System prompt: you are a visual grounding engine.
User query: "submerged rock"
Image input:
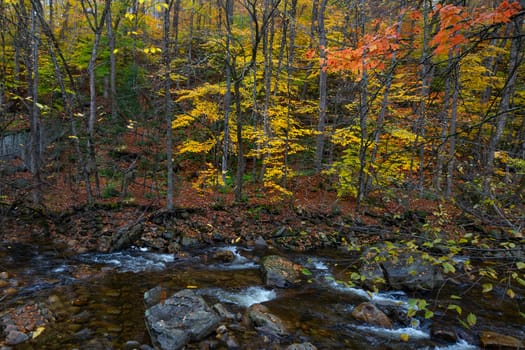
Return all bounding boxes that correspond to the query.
[351,302,393,329]
[286,342,318,350]
[261,255,302,288]
[244,303,289,337]
[480,330,524,349]
[144,288,220,350]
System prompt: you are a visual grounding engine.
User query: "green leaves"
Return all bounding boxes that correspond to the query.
[482,283,493,293]
[466,313,477,327]
[447,304,462,315]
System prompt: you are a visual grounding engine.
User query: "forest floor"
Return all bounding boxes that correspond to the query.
[0,126,478,252]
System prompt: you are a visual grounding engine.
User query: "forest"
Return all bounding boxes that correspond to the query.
[0,0,524,349]
[0,0,524,223]
[0,0,523,220]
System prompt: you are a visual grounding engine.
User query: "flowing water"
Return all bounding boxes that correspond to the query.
[0,242,523,349]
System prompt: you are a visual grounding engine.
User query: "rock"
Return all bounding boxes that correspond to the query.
[213,303,236,320]
[359,245,444,291]
[430,324,458,343]
[181,233,200,248]
[211,250,236,263]
[122,340,142,350]
[5,331,29,345]
[244,303,288,337]
[351,302,393,329]
[261,255,302,288]
[215,324,240,349]
[286,342,318,350]
[358,261,387,291]
[253,236,268,249]
[143,286,168,308]
[480,331,524,349]
[144,289,221,350]
[110,222,144,252]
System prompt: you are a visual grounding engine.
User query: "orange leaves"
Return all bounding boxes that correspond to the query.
[431,4,470,55]
[320,24,401,76]
[431,1,522,56]
[474,0,522,25]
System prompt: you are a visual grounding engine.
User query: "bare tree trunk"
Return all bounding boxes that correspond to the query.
[234,79,244,202]
[314,0,328,172]
[81,0,111,199]
[434,53,452,192]
[106,3,118,121]
[411,0,432,195]
[163,0,175,209]
[30,0,92,204]
[260,0,275,179]
[484,16,523,193]
[221,0,234,185]
[29,5,42,205]
[445,56,459,199]
[283,0,297,190]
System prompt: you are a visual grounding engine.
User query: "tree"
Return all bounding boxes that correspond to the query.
[80,0,112,198]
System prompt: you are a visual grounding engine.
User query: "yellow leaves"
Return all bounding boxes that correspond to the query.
[143,47,162,54]
[156,3,169,12]
[389,128,417,142]
[172,114,195,129]
[32,327,45,339]
[332,127,361,147]
[177,139,216,155]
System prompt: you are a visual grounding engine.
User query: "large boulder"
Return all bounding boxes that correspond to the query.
[359,246,444,291]
[144,288,221,350]
[351,302,393,329]
[261,255,302,288]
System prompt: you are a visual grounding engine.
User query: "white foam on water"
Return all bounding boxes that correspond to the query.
[307,257,329,270]
[420,339,478,350]
[353,324,430,340]
[75,250,175,272]
[209,246,258,270]
[211,286,277,307]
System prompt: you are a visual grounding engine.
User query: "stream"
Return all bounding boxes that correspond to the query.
[0,241,523,349]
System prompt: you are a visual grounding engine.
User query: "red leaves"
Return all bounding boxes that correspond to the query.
[313,1,522,74]
[431,1,522,56]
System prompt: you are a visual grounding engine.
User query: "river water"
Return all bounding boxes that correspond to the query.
[0,242,523,349]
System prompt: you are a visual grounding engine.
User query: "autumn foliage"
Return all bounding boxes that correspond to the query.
[0,0,523,237]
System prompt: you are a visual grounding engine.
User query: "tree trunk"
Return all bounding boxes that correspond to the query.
[81,0,111,199]
[221,0,234,185]
[484,16,523,193]
[163,0,175,209]
[411,0,432,196]
[445,56,459,199]
[29,5,42,205]
[314,0,328,172]
[106,4,118,121]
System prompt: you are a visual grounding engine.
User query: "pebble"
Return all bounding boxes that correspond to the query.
[5,330,29,345]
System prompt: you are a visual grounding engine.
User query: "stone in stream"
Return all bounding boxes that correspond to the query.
[260,255,303,288]
[351,302,393,329]
[243,303,289,337]
[144,288,221,350]
[479,330,525,349]
[286,342,318,350]
[359,245,445,291]
[430,323,458,343]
